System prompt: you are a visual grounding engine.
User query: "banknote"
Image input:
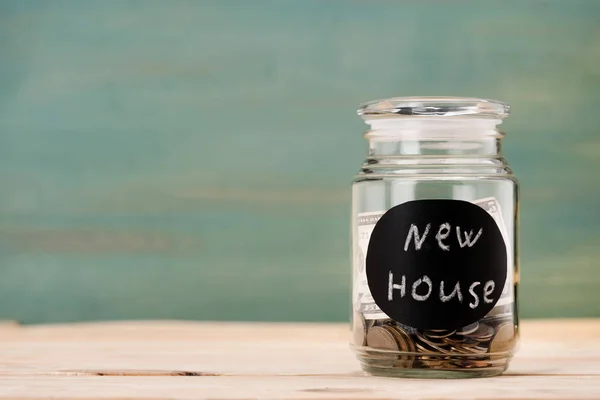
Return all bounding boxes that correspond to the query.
[472,197,513,308]
[355,211,388,320]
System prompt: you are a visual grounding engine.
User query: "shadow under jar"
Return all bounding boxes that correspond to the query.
[351,97,519,378]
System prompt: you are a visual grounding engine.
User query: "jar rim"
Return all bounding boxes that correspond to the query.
[357,96,510,120]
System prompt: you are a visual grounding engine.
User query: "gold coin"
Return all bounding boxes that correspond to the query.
[366,326,400,351]
[388,326,416,368]
[416,342,433,353]
[417,331,456,357]
[353,313,367,346]
[425,329,455,339]
[448,336,488,354]
[489,323,515,354]
[424,360,455,370]
[422,340,449,354]
[422,336,446,347]
[389,326,416,353]
[444,333,471,344]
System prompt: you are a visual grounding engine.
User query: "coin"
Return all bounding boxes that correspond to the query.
[472,346,489,354]
[469,322,495,342]
[388,326,416,368]
[366,326,400,351]
[365,318,515,371]
[460,338,485,348]
[456,322,479,336]
[489,322,515,353]
[416,342,433,353]
[425,329,455,339]
[389,326,416,353]
[445,334,467,343]
[353,313,367,346]
[415,330,453,356]
[419,359,446,369]
[448,345,474,355]
[418,332,443,346]
[420,340,449,354]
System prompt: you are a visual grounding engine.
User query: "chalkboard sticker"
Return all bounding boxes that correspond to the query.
[366,199,507,330]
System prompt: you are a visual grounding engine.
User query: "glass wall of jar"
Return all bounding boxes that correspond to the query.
[351,97,519,378]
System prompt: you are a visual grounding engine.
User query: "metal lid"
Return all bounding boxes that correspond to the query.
[357,96,510,120]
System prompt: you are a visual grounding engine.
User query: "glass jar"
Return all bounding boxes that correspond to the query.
[351,97,519,378]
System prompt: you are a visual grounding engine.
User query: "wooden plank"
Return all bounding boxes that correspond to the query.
[0,320,599,399]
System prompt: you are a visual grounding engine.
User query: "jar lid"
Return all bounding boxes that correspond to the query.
[357,96,510,120]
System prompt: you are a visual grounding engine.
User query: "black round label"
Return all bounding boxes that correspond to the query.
[366,199,507,330]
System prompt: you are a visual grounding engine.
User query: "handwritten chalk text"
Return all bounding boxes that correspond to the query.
[404,223,483,251]
[388,272,495,309]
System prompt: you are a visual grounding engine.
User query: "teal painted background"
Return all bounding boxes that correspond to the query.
[0,0,599,324]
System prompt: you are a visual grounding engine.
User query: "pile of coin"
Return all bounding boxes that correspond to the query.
[354,313,516,370]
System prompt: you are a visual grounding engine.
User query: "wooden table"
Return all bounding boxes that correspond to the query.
[1,319,599,399]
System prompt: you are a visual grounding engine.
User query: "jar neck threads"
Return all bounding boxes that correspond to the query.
[363,117,504,157]
[368,138,502,158]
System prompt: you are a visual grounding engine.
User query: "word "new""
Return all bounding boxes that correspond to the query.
[404,223,483,251]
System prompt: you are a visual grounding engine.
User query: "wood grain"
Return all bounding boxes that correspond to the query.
[0,319,599,399]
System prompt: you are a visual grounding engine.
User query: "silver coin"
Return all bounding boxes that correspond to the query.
[456,322,479,336]
[472,345,490,354]
[469,323,495,341]
[489,322,515,354]
[366,326,400,351]
[443,334,467,344]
